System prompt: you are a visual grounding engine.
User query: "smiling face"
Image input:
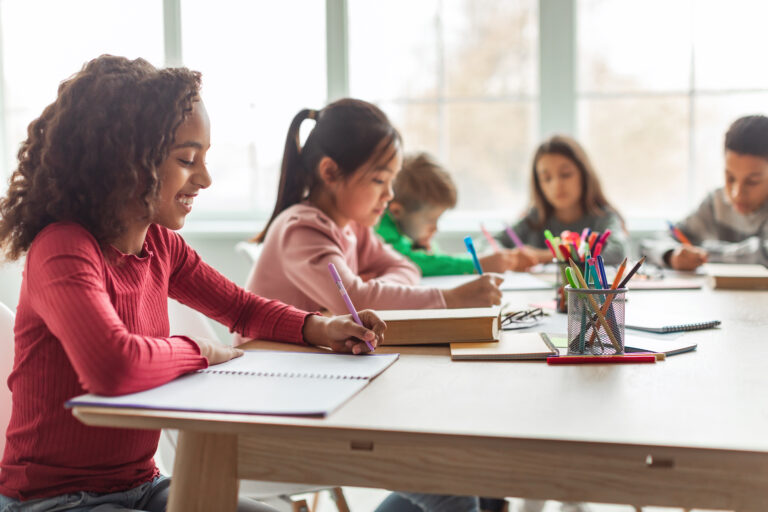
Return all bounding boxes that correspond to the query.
[535,153,583,212]
[724,150,768,215]
[153,99,212,230]
[330,148,403,228]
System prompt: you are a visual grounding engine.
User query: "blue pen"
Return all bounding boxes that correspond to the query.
[596,255,609,289]
[463,236,483,275]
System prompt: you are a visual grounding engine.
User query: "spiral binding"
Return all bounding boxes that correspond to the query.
[197,369,367,380]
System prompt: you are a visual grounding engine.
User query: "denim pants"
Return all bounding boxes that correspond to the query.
[0,476,278,512]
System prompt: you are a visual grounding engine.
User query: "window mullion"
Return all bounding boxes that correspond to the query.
[539,0,576,138]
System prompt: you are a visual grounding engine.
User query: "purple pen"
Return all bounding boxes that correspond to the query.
[327,263,375,351]
[504,225,524,249]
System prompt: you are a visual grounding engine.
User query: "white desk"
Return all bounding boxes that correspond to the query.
[73,287,768,511]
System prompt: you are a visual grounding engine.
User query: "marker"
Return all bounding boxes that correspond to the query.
[504,225,524,249]
[327,263,374,351]
[480,223,501,252]
[544,238,559,260]
[464,236,483,275]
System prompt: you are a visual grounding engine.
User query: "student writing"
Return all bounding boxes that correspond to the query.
[644,115,768,270]
[242,99,503,320]
[497,135,629,265]
[0,55,384,512]
[242,98,503,512]
[376,152,537,275]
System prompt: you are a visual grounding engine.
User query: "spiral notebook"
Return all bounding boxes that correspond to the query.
[66,351,399,417]
[625,316,721,334]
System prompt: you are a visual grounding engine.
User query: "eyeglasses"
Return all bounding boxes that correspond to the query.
[501,307,547,330]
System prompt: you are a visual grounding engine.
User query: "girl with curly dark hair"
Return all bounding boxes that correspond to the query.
[0,55,384,511]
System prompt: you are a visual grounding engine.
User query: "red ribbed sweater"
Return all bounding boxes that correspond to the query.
[0,222,311,500]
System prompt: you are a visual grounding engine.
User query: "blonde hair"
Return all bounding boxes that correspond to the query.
[528,135,623,229]
[393,152,457,212]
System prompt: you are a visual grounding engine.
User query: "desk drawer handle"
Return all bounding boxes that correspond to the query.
[645,454,674,468]
[350,441,374,451]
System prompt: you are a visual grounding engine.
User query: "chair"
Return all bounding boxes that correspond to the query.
[160,298,350,512]
[0,302,15,460]
[235,241,263,267]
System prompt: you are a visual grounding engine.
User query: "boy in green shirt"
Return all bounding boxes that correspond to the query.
[376,152,537,276]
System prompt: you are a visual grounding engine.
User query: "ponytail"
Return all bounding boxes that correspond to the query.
[253,109,318,243]
[254,98,400,243]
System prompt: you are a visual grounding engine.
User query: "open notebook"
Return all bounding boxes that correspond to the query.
[66,351,399,417]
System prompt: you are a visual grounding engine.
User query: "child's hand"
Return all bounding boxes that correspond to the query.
[191,337,244,365]
[479,249,538,272]
[668,246,708,271]
[303,311,386,354]
[530,246,557,264]
[510,247,538,271]
[442,274,503,308]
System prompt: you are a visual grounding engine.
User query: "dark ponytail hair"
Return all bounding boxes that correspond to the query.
[254,98,401,243]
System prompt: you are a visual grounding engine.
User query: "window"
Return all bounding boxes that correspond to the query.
[180,0,326,218]
[348,0,539,220]
[0,0,163,179]
[577,0,768,221]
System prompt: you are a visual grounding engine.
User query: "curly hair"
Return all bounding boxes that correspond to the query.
[0,54,202,261]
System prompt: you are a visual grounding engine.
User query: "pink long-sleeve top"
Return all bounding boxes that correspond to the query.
[242,204,446,329]
[0,222,311,501]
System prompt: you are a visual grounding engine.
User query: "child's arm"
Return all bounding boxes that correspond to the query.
[281,225,446,314]
[164,229,311,345]
[27,227,208,397]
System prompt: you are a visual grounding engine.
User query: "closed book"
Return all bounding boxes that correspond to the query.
[450,332,558,360]
[376,307,501,345]
[702,263,768,290]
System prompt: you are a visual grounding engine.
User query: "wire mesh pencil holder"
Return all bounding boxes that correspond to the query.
[554,262,569,313]
[566,286,627,355]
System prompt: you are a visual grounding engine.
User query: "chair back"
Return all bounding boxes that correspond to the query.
[234,241,262,266]
[0,303,16,459]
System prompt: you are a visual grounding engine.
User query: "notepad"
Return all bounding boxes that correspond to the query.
[66,351,399,417]
[624,335,698,356]
[702,263,768,290]
[450,332,558,360]
[625,316,721,334]
[376,307,501,345]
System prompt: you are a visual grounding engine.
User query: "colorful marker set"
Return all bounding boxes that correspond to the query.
[562,256,647,357]
[543,228,612,263]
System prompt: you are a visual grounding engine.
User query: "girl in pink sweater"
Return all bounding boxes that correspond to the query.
[243,99,505,512]
[243,99,502,320]
[0,56,383,511]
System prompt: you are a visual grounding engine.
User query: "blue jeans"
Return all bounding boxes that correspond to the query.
[375,492,507,512]
[0,476,278,512]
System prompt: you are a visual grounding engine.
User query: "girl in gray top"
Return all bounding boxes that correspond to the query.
[497,135,628,265]
[644,115,768,270]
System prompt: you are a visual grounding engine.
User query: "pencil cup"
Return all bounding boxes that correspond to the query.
[555,262,569,313]
[565,286,627,355]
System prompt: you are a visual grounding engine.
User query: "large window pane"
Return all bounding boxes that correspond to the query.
[1,0,163,177]
[693,1,768,90]
[443,0,537,97]
[181,0,326,217]
[578,0,691,94]
[578,97,690,219]
[349,0,538,216]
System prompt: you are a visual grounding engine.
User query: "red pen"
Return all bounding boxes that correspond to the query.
[593,242,604,257]
[544,239,559,260]
[547,354,658,365]
[558,243,572,262]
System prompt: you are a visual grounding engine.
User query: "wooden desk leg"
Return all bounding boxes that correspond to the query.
[167,430,238,512]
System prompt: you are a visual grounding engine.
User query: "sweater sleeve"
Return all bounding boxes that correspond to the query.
[281,224,446,314]
[26,228,207,397]
[164,229,310,344]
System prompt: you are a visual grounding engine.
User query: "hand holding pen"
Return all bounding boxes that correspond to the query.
[322,263,385,354]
